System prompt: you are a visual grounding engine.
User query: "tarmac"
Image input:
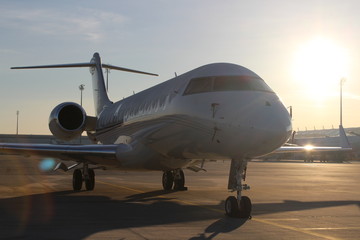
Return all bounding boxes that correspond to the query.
[0,156,359,240]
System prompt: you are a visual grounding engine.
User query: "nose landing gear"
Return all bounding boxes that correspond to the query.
[225,195,252,218]
[225,159,252,218]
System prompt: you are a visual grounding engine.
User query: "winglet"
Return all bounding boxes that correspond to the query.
[339,125,351,148]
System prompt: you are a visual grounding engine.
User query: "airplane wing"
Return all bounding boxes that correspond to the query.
[0,121,172,171]
[272,125,352,154]
[0,143,121,167]
[274,145,352,153]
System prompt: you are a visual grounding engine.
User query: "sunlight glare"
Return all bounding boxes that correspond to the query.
[304,145,314,151]
[292,37,349,101]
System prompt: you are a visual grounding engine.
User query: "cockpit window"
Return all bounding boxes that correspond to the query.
[248,77,274,93]
[213,76,252,91]
[183,77,213,95]
[183,76,274,95]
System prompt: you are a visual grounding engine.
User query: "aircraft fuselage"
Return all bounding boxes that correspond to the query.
[92,63,292,170]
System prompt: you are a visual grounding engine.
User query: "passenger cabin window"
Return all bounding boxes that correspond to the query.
[183,76,274,95]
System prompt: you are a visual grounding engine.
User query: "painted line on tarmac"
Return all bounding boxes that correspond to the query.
[259,218,299,221]
[302,227,360,231]
[253,218,340,240]
[97,180,341,240]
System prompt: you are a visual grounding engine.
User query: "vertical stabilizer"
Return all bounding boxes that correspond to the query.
[339,125,351,148]
[90,53,112,115]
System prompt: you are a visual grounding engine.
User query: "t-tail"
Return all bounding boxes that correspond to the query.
[90,53,112,115]
[11,52,158,116]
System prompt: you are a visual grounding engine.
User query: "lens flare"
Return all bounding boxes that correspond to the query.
[38,158,56,171]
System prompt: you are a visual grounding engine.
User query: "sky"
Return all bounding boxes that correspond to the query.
[1,0,360,134]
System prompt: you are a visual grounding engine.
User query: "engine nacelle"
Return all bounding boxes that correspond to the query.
[49,102,90,141]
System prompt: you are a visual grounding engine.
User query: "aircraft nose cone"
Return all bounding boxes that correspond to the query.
[259,103,292,151]
[244,99,292,156]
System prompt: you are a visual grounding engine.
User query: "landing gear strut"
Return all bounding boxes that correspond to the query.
[162,169,187,191]
[225,159,252,218]
[72,163,95,191]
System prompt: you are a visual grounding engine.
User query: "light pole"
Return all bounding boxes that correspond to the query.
[340,78,346,126]
[79,84,85,106]
[16,110,19,135]
[78,84,85,144]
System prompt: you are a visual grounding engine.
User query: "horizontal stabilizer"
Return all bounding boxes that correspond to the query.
[11,62,158,76]
[11,63,93,69]
[102,64,158,76]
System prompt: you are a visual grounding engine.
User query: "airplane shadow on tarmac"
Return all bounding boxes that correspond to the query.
[0,190,359,240]
[189,217,247,240]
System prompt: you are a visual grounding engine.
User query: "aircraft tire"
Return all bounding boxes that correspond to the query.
[239,196,252,219]
[173,169,186,190]
[73,169,83,191]
[85,168,95,191]
[225,196,240,217]
[162,171,174,190]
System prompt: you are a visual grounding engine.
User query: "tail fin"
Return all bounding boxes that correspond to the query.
[11,52,158,116]
[339,125,351,149]
[90,53,112,115]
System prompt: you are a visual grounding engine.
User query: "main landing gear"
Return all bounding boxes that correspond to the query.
[72,163,95,191]
[225,159,252,218]
[162,169,188,191]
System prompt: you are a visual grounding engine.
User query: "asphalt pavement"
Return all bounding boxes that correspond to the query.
[0,156,359,240]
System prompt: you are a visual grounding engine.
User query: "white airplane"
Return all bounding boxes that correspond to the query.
[0,53,352,218]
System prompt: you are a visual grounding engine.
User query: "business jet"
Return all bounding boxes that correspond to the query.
[0,53,352,218]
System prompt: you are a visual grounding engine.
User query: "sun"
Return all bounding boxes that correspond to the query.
[292,37,349,101]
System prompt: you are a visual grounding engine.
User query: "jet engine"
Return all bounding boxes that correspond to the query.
[49,102,95,141]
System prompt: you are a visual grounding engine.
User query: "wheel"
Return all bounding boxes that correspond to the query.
[173,169,186,190]
[73,169,83,191]
[162,171,174,190]
[225,196,240,217]
[238,196,252,218]
[85,168,95,191]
